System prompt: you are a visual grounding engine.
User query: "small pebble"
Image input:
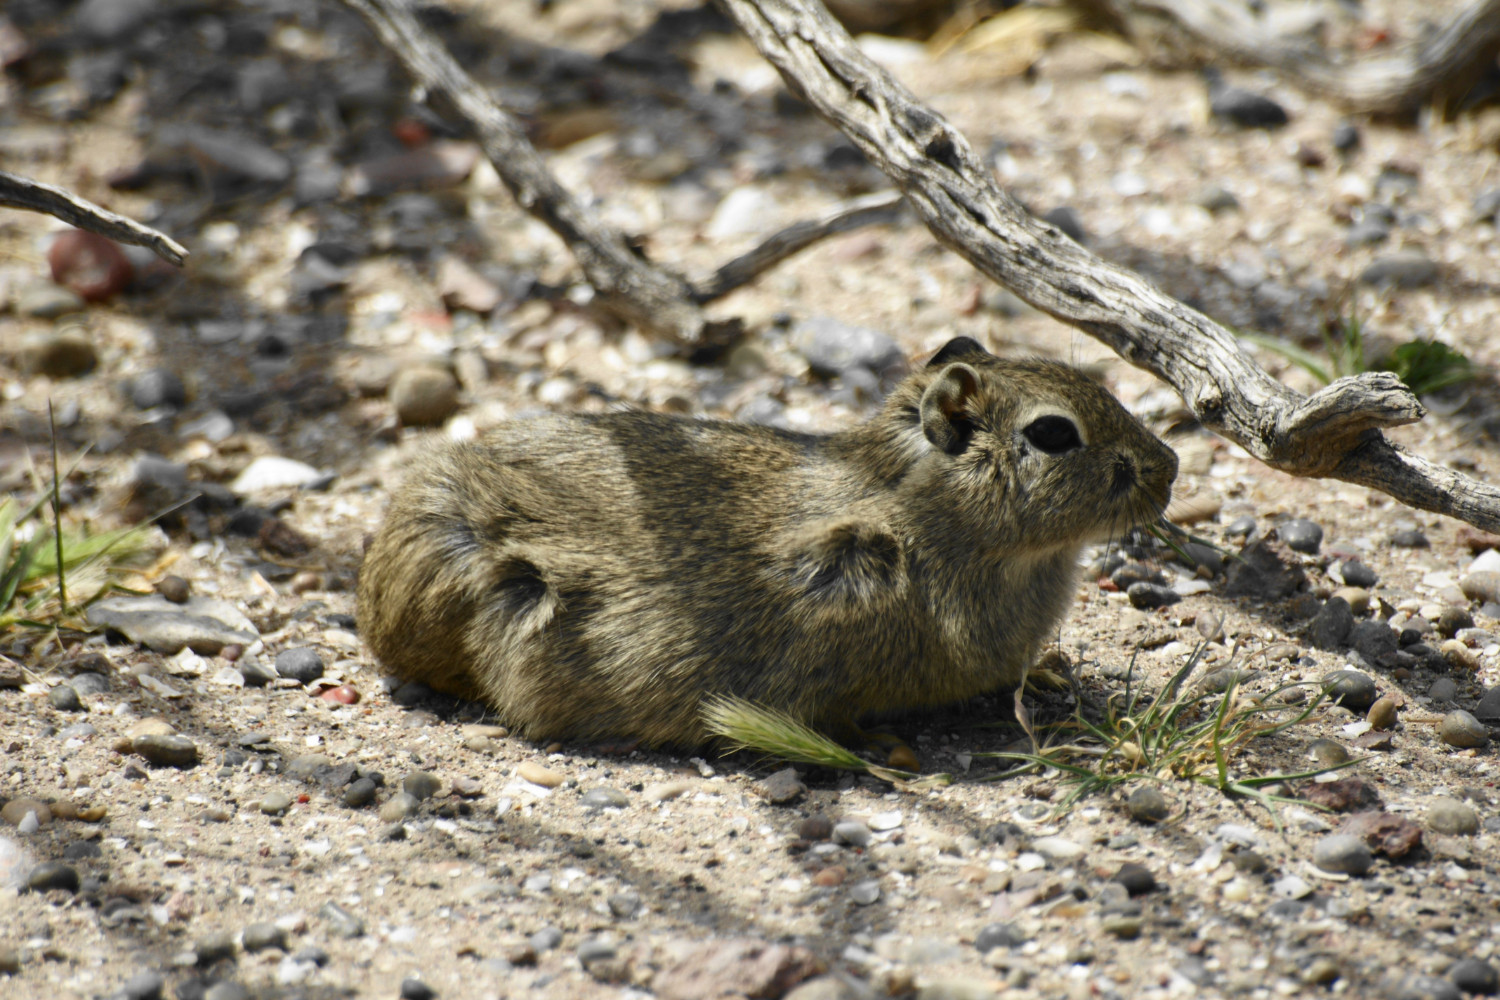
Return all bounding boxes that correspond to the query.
[642,780,694,803]
[391,366,460,426]
[204,983,251,1000]
[517,762,564,788]
[758,767,807,804]
[48,685,83,711]
[133,734,199,768]
[607,890,641,919]
[155,575,191,603]
[195,931,237,963]
[833,821,873,848]
[974,922,1026,952]
[1101,915,1142,939]
[1111,862,1156,896]
[1323,670,1378,713]
[1367,695,1399,730]
[849,879,881,905]
[379,792,420,823]
[1427,797,1479,836]
[120,971,165,1000]
[582,787,629,810]
[259,791,292,816]
[1447,958,1499,996]
[1391,974,1463,1000]
[128,368,188,410]
[1127,582,1180,609]
[1359,250,1439,288]
[1309,598,1354,651]
[1338,560,1378,588]
[1475,687,1500,721]
[529,927,563,952]
[27,860,80,893]
[402,771,442,800]
[1312,834,1372,875]
[1127,786,1170,823]
[274,647,324,683]
[1438,710,1489,748]
[1390,528,1429,548]
[1427,677,1458,703]
[1224,516,1256,538]
[399,977,437,1000]
[575,938,617,964]
[1332,122,1360,152]
[241,922,286,953]
[1308,739,1349,767]
[798,815,833,841]
[1279,519,1323,554]
[49,229,133,301]
[319,902,366,939]
[343,778,377,808]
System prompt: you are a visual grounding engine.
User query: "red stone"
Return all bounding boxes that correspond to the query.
[48,229,133,301]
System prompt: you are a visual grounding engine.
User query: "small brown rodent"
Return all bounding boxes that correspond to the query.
[358,337,1178,746]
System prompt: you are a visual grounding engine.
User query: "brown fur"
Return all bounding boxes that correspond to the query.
[357,338,1178,745]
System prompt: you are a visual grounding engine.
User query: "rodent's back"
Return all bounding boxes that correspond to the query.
[358,339,1177,744]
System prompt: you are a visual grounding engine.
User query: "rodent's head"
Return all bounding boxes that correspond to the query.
[876,337,1178,551]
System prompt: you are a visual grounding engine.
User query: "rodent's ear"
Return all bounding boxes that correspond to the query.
[925,336,991,369]
[920,363,981,454]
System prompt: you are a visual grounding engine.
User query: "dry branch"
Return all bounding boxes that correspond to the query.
[1105,0,1500,117]
[0,170,188,266]
[340,0,898,342]
[721,0,1500,532]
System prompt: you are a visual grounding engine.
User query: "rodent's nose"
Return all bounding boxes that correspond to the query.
[1108,455,1137,498]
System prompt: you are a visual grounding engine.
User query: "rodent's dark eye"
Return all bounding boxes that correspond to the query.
[1023,415,1083,454]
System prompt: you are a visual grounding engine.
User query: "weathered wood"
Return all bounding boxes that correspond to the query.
[721,0,1500,532]
[0,170,188,266]
[1115,0,1500,118]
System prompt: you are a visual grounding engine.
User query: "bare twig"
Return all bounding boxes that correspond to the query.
[0,170,188,266]
[720,0,1500,532]
[1105,0,1500,118]
[691,191,904,302]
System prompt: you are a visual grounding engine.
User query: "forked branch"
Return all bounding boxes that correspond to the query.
[720,0,1500,531]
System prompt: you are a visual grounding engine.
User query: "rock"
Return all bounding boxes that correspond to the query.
[784,976,869,1000]
[1337,560,1378,588]
[242,922,287,953]
[1127,785,1170,823]
[398,977,436,1000]
[1425,797,1478,838]
[833,821,873,847]
[1300,776,1379,812]
[133,734,198,768]
[231,456,323,494]
[1111,862,1156,895]
[1359,250,1439,288]
[1427,677,1458,703]
[1337,811,1422,859]
[652,938,823,1000]
[20,330,96,377]
[26,860,80,893]
[1332,122,1360,152]
[1390,528,1429,548]
[974,922,1026,952]
[797,815,833,841]
[48,684,83,711]
[128,368,187,410]
[1461,572,1500,605]
[849,879,881,904]
[164,126,290,185]
[794,316,905,378]
[119,970,165,1000]
[1278,518,1322,553]
[274,647,324,683]
[401,771,441,800]
[1308,739,1349,767]
[1312,834,1372,875]
[1195,184,1240,213]
[238,657,278,686]
[1447,958,1499,996]
[259,792,291,816]
[1308,598,1354,650]
[1367,695,1399,730]
[1126,582,1179,609]
[86,594,257,655]
[1224,516,1256,538]
[1439,710,1489,748]
[1436,607,1474,638]
[342,778,377,808]
[608,890,641,918]
[582,787,629,810]
[1322,670,1378,713]
[517,762,564,788]
[1346,219,1390,247]
[48,229,134,301]
[1206,72,1289,128]
[1223,538,1305,600]
[391,365,460,426]
[757,767,807,804]
[1350,621,1398,664]
[1390,974,1463,1000]
[1475,687,1500,721]
[436,256,503,314]
[318,901,365,939]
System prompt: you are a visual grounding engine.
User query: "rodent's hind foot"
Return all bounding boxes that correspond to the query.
[849,727,922,773]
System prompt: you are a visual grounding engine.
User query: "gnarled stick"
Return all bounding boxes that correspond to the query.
[0,170,188,266]
[721,0,1500,532]
[340,0,899,343]
[1113,0,1500,118]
